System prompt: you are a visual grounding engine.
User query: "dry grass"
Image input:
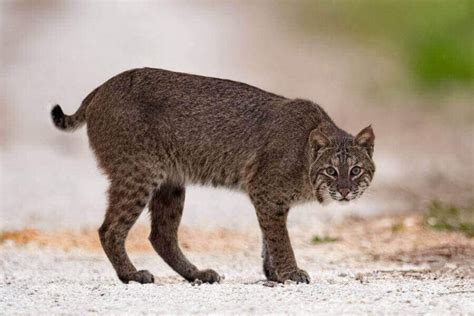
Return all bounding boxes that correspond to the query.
[1,214,473,270]
[332,214,474,265]
[0,225,256,253]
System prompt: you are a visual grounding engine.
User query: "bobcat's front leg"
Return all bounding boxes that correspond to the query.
[253,199,310,284]
[261,239,278,281]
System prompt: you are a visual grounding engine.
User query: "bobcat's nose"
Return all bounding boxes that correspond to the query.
[338,188,350,198]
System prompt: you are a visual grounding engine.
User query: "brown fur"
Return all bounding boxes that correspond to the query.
[51,68,375,284]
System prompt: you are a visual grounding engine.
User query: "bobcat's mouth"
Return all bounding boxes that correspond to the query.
[331,191,358,203]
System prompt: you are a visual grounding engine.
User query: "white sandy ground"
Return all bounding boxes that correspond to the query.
[1,241,473,314]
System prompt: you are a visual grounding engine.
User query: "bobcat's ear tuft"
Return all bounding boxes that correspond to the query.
[309,129,330,153]
[355,125,375,155]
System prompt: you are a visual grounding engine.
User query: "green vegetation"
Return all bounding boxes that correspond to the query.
[311,234,340,244]
[425,200,474,237]
[299,0,474,90]
[391,222,405,233]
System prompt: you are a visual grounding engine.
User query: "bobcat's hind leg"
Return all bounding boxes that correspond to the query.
[148,182,221,283]
[99,178,157,284]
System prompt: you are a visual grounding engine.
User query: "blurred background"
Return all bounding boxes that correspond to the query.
[1,0,473,233]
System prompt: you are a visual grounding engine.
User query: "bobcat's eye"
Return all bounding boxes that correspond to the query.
[326,167,337,177]
[351,167,361,176]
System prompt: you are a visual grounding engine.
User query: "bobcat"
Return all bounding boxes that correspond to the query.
[51,68,375,284]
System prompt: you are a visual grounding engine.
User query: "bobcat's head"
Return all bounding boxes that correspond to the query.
[308,125,375,203]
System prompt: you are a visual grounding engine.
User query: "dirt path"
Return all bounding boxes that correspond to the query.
[1,215,473,314]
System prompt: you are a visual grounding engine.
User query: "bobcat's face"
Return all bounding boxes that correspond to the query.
[308,126,375,203]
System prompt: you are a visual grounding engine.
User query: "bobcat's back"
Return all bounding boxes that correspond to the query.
[75,68,328,187]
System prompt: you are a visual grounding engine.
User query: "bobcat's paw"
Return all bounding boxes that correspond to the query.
[193,269,221,284]
[278,268,310,284]
[119,270,155,284]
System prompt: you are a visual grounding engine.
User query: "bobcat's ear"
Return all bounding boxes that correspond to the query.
[355,125,375,156]
[309,129,330,154]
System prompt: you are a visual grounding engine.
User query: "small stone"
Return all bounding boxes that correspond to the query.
[262,281,277,287]
[355,272,368,283]
[327,278,337,285]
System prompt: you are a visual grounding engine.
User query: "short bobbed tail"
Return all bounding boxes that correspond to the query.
[50,86,99,131]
